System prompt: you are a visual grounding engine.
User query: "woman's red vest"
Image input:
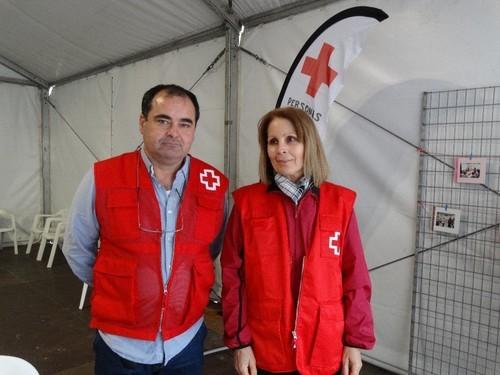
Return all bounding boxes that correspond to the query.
[91,151,227,340]
[233,182,355,375]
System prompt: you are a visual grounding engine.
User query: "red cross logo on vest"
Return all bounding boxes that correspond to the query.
[301,42,338,98]
[329,231,341,256]
[200,169,220,191]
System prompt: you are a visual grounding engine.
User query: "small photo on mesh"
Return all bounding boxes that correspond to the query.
[455,157,487,184]
[432,206,461,235]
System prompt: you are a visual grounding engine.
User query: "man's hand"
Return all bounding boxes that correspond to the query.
[342,346,362,375]
[234,346,257,375]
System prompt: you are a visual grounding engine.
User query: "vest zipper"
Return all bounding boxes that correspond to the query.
[157,233,171,366]
[160,235,175,333]
[159,283,167,332]
[160,283,167,365]
[292,257,305,349]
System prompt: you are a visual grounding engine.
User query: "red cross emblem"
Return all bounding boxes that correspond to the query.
[200,169,220,191]
[301,43,338,98]
[328,231,341,256]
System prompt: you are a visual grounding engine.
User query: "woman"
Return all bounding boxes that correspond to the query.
[221,107,375,375]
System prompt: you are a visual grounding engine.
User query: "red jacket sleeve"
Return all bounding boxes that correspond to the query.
[342,211,376,349]
[221,205,252,349]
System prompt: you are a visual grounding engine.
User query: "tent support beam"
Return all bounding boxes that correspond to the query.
[0,55,48,88]
[224,26,239,196]
[202,0,241,31]
[243,0,341,28]
[0,76,39,87]
[41,91,51,212]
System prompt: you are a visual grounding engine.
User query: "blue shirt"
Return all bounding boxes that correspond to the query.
[63,151,224,365]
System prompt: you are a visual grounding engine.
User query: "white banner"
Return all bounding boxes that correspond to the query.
[276,6,388,136]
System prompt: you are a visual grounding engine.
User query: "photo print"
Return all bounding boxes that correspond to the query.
[433,206,461,235]
[455,157,486,184]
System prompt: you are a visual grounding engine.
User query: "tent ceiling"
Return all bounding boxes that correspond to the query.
[0,0,338,87]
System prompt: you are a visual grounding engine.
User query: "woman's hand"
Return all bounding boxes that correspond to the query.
[342,346,362,375]
[234,346,257,375]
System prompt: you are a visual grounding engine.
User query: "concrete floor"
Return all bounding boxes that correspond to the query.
[0,244,394,374]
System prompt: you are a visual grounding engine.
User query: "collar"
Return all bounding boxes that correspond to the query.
[267,183,319,194]
[273,174,313,205]
[140,148,190,193]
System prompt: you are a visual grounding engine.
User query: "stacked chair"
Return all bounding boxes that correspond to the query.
[26,209,68,267]
[0,209,18,254]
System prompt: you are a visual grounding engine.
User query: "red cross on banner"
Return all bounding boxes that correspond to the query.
[301,43,338,98]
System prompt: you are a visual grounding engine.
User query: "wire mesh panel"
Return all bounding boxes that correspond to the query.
[410,87,500,375]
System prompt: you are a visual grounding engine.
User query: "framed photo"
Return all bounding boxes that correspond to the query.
[455,157,486,184]
[433,207,461,235]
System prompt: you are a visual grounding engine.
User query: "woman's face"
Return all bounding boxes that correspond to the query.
[266,117,304,182]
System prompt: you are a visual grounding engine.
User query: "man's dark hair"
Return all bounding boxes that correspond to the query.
[141,84,200,123]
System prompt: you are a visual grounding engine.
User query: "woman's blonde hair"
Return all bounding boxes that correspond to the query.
[257,107,329,186]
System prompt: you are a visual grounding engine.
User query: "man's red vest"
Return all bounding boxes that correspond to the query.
[91,151,227,340]
[233,182,355,375]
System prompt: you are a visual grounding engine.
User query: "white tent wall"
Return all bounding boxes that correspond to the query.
[49,37,226,213]
[0,83,41,241]
[49,74,113,212]
[237,0,500,373]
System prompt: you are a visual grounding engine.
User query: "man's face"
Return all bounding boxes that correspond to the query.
[139,93,196,168]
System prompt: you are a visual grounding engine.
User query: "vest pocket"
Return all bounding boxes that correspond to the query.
[190,258,215,312]
[104,188,140,240]
[193,258,215,288]
[248,300,285,366]
[319,214,343,260]
[166,256,214,328]
[248,217,280,256]
[92,255,137,325]
[310,304,344,368]
[194,196,224,243]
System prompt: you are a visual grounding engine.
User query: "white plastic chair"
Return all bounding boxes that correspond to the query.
[26,209,66,255]
[78,239,100,309]
[0,355,39,374]
[0,209,18,255]
[79,283,89,310]
[36,216,66,268]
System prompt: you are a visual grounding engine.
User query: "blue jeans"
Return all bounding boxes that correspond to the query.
[93,324,207,375]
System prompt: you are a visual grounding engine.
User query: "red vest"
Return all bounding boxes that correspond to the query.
[233,182,355,375]
[91,151,227,340]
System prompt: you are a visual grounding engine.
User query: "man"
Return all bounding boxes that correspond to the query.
[63,84,228,374]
